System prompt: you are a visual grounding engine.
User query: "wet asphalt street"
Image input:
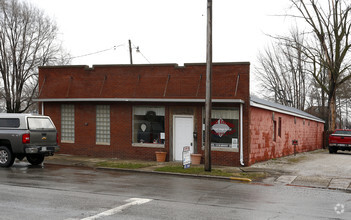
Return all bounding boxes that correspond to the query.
[0,162,350,219]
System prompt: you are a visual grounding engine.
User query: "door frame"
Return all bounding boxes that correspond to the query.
[172,115,194,161]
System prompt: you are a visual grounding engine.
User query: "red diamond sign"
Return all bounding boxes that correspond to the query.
[211,118,234,137]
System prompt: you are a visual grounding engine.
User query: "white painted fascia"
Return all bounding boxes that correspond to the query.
[34,98,245,104]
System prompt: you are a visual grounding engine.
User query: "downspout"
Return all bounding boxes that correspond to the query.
[240,103,244,166]
[41,102,44,115]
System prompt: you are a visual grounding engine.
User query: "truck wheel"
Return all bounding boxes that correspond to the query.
[328,147,333,153]
[26,154,44,165]
[329,146,337,154]
[0,146,15,167]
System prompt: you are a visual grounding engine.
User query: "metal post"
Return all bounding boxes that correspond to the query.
[129,39,133,64]
[204,0,212,172]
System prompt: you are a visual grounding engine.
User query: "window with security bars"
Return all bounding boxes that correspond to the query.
[61,104,75,142]
[96,105,110,145]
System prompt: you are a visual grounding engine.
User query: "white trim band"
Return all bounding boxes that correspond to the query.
[34,98,245,103]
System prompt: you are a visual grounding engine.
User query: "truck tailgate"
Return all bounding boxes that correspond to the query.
[27,117,57,146]
[30,130,57,146]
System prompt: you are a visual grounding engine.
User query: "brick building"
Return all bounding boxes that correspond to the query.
[36,63,324,166]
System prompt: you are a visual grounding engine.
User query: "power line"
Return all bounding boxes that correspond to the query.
[70,44,124,60]
[132,43,151,64]
[137,47,151,64]
[69,42,151,64]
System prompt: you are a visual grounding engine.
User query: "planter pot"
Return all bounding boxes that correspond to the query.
[155,152,167,162]
[191,154,202,165]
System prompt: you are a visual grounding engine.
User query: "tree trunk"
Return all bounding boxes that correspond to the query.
[329,92,336,131]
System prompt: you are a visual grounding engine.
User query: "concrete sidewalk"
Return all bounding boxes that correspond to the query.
[43,149,351,191]
[44,154,253,182]
[249,149,351,191]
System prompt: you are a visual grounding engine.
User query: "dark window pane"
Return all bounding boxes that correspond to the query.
[203,108,239,148]
[0,118,20,128]
[133,107,165,144]
[334,130,351,135]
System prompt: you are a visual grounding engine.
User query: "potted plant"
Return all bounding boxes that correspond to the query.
[155,151,167,162]
[191,153,202,165]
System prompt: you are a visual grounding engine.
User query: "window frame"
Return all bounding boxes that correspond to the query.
[202,107,240,152]
[132,106,165,148]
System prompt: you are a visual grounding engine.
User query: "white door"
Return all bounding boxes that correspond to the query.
[173,115,194,161]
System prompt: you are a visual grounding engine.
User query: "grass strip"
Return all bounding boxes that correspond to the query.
[96,161,153,169]
[155,165,267,180]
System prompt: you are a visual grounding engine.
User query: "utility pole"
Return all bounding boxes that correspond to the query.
[204,0,212,172]
[129,39,133,64]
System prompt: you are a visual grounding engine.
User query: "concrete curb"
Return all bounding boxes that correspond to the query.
[230,177,252,182]
[286,183,351,193]
[96,167,253,182]
[99,165,351,190]
[45,152,351,190]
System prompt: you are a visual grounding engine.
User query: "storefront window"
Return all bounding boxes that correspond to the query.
[133,106,165,144]
[203,108,239,148]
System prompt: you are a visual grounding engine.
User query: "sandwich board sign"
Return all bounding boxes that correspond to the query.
[183,146,191,169]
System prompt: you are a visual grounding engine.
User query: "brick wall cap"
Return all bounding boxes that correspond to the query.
[38,62,250,70]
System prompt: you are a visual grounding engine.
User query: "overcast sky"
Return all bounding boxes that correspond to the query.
[28,0,295,95]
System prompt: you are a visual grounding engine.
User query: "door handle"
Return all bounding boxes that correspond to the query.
[190,143,193,146]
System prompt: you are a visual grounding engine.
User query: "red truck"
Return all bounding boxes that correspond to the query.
[329,129,351,153]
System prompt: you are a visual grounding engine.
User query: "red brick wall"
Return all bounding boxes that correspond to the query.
[40,63,324,166]
[45,102,248,166]
[249,107,324,165]
[38,63,250,100]
[39,63,251,166]
[46,102,170,160]
[45,99,322,166]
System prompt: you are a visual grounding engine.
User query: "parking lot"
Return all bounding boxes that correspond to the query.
[251,149,351,178]
[250,149,351,190]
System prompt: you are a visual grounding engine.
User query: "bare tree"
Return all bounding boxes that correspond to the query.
[290,0,351,131]
[0,0,70,113]
[307,76,328,122]
[256,28,310,110]
[335,78,351,128]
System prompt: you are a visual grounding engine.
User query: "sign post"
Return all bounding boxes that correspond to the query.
[183,146,191,169]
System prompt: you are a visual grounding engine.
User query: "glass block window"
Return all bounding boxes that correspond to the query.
[96,105,110,145]
[61,104,75,142]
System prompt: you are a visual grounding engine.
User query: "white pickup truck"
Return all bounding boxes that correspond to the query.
[0,113,59,167]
